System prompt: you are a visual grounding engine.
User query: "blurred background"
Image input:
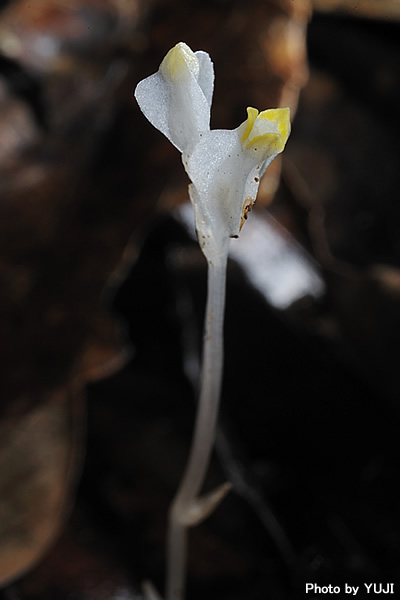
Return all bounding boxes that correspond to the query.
[1,0,400,598]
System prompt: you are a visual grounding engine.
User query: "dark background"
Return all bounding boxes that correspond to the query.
[1,1,400,598]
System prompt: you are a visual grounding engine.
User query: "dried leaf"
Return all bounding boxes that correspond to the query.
[0,387,82,587]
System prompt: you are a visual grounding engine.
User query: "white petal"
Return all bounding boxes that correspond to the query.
[134,46,214,152]
[184,128,263,259]
[134,72,171,142]
[165,73,211,151]
[195,50,214,108]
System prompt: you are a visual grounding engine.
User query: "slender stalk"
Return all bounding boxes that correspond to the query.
[166,253,228,600]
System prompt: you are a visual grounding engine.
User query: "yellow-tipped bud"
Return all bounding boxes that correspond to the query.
[160,41,199,81]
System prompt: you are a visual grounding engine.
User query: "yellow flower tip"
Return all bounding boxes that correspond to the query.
[241,107,259,144]
[160,41,199,81]
[242,106,291,154]
[258,107,291,147]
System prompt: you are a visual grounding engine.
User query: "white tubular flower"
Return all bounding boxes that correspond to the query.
[134,42,214,152]
[184,106,290,261]
[134,42,290,264]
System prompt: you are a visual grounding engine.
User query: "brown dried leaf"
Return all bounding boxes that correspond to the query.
[0,387,82,587]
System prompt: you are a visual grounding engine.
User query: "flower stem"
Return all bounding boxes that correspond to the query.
[166,253,228,600]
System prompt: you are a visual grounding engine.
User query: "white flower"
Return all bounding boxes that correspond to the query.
[134,42,290,263]
[134,41,214,152]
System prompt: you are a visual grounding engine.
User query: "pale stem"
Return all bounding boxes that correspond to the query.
[166,252,228,600]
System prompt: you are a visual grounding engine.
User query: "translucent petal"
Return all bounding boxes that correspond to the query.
[134,44,214,152]
[196,50,214,108]
[134,71,171,142]
[184,127,262,260]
